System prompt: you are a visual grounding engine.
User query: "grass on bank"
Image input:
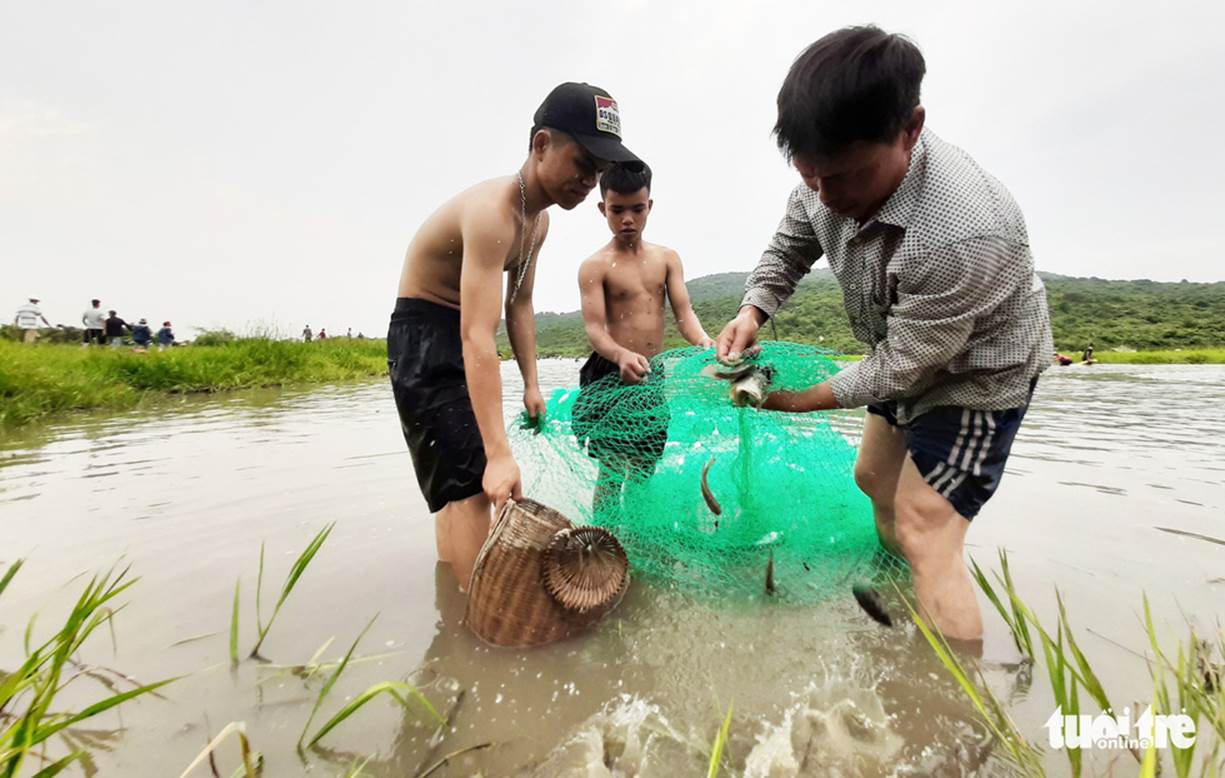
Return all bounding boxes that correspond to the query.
[0,338,388,430]
[1090,348,1225,364]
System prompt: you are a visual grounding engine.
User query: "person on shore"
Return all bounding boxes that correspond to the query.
[318,328,328,341]
[389,82,640,591]
[104,310,131,348]
[302,325,313,342]
[572,161,714,515]
[156,321,176,350]
[1082,342,1095,363]
[82,299,106,347]
[346,327,353,338]
[14,297,50,344]
[131,318,153,349]
[715,26,1053,641]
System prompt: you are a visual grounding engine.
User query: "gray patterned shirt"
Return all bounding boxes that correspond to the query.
[743,129,1053,424]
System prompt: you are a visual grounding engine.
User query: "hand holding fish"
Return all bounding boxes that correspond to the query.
[715,305,766,364]
[616,350,651,384]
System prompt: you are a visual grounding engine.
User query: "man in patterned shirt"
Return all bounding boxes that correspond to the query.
[716,26,1053,641]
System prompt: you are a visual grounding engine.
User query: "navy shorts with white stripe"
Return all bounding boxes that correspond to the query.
[866,380,1036,519]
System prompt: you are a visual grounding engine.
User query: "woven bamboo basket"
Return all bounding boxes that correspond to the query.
[464,498,629,648]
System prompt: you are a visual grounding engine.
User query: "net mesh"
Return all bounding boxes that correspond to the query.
[511,342,906,601]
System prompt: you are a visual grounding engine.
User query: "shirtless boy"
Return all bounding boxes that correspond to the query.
[573,162,713,513]
[389,82,639,590]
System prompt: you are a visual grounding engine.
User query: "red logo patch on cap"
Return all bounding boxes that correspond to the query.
[594,96,621,138]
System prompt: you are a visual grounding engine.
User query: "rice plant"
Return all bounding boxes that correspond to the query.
[247,523,335,660]
[903,587,1045,777]
[706,700,733,778]
[918,550,1225,777]
[177,720,261,778]
[0,560,178,777]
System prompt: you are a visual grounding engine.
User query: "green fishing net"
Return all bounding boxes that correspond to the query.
[511,342,902,601]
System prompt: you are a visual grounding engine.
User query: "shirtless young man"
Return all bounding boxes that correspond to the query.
[389,83,639,590]
[573,162,714,514]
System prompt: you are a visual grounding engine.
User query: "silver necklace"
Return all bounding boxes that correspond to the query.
[510,170,541,305]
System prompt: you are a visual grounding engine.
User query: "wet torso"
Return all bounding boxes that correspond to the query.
[595,242,671,358]
[396,177,543,310]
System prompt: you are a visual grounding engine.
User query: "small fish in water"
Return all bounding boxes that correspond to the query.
[700,457,722,516]
[851,584,893,627]
[765,550,776,596]
[1197,639,1222,693]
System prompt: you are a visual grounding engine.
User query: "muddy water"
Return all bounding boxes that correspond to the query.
[1,363,1222,776]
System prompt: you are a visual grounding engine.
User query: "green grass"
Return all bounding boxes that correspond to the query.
[706,701,733,778]
[1,560,179,777]
[916,551,1225,777]
[1091,349,1225,364]
[0,339,388,430]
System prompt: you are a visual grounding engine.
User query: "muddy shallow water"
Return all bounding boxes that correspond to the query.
[1,362,1222,776]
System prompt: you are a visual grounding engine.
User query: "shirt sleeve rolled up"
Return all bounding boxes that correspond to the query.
[829,236,1027,408]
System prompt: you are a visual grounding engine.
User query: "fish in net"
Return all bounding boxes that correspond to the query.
[511,342,907,601]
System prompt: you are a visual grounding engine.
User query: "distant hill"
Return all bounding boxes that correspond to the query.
[499,271,1225,358]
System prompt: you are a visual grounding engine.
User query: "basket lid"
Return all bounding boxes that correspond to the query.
[541,527,629,613]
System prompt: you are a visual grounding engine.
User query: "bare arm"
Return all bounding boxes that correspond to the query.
[459,205,520,508]
[664,251,713,348]
[578,259,628,363]
[504,213,549,420]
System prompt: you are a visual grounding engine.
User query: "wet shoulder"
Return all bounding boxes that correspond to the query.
[912,131,1029,250]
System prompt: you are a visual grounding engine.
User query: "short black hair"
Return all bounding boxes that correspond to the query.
[599,161,652,197]
[91,299,100,305]
[527,126,575,152]
[774,25,925,159]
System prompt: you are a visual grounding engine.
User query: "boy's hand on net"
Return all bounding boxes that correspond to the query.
[617,351,651,384]
[523,386,546,427]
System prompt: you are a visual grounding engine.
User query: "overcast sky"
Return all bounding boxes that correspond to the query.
[4,1,1223,338]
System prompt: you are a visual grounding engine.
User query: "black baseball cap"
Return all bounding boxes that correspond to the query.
[532,82,641,166]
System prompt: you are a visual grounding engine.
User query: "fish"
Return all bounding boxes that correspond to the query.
[851,584,893,627]
[700,457,722,516]
[1197,639,1222,693]
[729,368,772,408]
[765,550,776,596]
[720,344,762,366]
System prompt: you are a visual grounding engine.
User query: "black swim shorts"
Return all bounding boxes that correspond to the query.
[571,352,669,475]
[388,297,485,513]
[867,378,1038,520]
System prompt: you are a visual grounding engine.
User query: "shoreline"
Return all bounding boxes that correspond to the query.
[3,341,1223,432]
